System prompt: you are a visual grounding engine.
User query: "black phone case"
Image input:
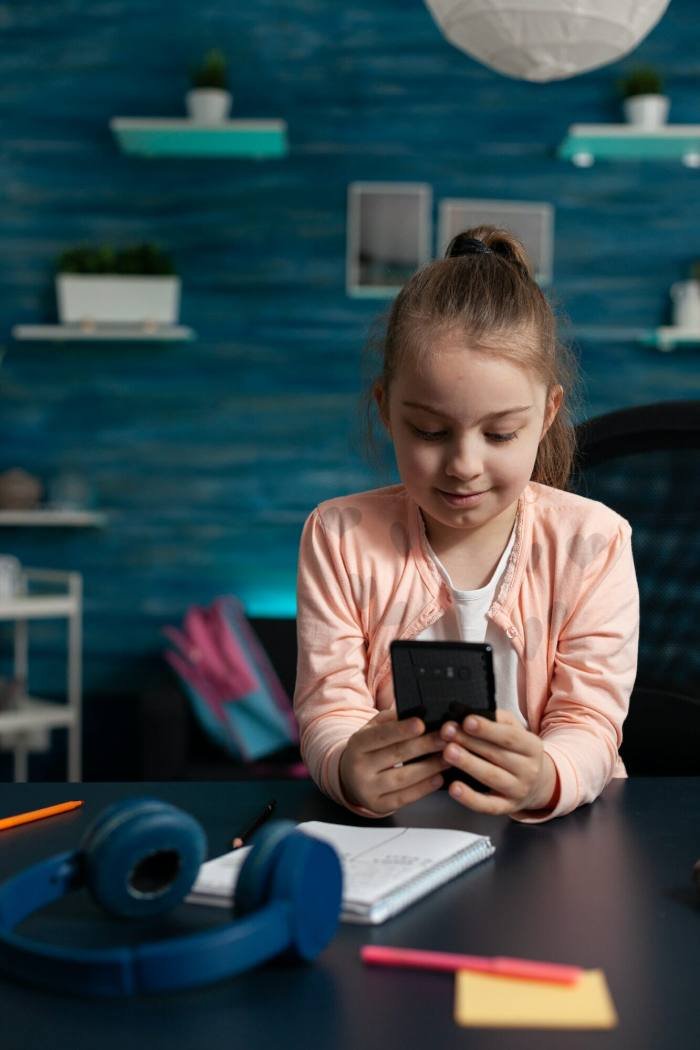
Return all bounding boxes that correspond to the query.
[390,640,496,793]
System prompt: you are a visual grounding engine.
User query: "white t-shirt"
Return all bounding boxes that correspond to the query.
[416,528,527,727]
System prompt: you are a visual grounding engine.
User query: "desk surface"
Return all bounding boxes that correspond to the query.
[0,778,698,1050]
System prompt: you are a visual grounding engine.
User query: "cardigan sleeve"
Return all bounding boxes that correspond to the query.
[293,509,386,817]
[515,520,639,824]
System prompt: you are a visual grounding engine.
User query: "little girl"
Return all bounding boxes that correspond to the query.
[293,226,639,823]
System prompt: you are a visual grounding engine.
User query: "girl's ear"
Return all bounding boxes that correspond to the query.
[540,384,563,440]
[373,381,391,432]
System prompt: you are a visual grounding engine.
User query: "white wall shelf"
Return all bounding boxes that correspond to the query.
[568,326,651,342]
[559,124,700,167]
[568,325,697,351]
[0,510,107,528]
[641,327,700,351]
[110,118,289,158]
[0,568,82,782]
[12,323,195,342]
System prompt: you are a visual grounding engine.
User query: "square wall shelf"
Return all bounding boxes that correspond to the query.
[346,182,432,297]
[438,199,554,285]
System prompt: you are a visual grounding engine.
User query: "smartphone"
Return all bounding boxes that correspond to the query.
[390,639,496,793]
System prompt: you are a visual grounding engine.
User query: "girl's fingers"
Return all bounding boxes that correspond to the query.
[374,728,446,771]
[443,741,519,797]
[360,710,426,753]
[376,766,446,812]
[443,731,525,776]
[378,751,449,790]
[447,779,516,816]
[441,715,538,766]
[451,712,537,757]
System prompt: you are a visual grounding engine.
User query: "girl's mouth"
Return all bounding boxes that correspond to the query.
[437,489,488,507]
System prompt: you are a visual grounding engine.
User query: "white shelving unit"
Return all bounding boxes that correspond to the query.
[0,569,82,782]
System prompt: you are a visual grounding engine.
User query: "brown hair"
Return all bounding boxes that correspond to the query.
[362,225,581,490]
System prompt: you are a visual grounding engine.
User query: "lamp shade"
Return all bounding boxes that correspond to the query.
[424,0,670,82]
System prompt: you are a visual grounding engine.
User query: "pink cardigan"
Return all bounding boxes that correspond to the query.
[293,482,639,823]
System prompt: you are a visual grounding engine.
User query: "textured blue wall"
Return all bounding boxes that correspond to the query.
[0,0,699,710]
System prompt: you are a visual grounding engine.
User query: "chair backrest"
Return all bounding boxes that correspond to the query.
[570,401,700,773]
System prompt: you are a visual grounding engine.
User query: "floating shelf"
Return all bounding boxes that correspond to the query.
[0,509,107,527]
[640,327,700,351]
[12,323,195,342]
[110,118,289,158]
[568,326,651,342]
[559,124,700,167]
[568,325,698,351]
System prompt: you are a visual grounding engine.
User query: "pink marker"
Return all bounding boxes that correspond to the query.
[361,945,583,985]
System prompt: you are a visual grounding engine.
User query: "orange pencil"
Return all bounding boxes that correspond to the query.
[0,800,84,832]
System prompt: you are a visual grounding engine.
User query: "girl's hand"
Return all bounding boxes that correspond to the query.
[339,709,450,815]
[440,711,559,816]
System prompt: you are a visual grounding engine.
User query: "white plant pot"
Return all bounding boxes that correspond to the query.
[56,275,181,326]
[623,94,670,129]
[185,89,232,124]
[670,279,700,329]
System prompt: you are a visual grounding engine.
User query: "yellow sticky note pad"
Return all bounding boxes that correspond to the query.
[454,969,618,1029]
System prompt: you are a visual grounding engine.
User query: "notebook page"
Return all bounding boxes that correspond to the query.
[298,822,490,907]
[189,845,252,900]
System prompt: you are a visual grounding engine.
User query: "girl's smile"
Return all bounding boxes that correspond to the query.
[437,488,489,507]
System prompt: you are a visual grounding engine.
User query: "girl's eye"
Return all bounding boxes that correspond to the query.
[410,426,519,443]
[485,431,518,443]
[412,427,448,441]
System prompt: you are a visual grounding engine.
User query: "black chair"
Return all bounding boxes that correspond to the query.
[571,400,700,774]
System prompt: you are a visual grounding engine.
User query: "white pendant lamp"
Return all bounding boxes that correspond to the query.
[424,0,670,82]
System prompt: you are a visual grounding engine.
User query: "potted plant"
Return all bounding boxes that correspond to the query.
[186,49,232,124]
[619,66,669,129]
[56,244,180,328]
[670,261,700,329]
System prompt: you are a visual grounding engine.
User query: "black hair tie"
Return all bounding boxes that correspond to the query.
[447,236,493,259]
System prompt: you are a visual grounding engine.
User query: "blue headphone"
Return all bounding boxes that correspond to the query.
[0,797,343,997]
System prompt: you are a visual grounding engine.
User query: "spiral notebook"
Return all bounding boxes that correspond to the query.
[186,821,495,925]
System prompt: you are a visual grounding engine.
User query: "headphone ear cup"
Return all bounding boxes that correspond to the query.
[234,820,298,917]
[235,821,342,961]
[80,798,206,919]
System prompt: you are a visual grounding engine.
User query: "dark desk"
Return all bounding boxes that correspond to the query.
[0,779,698,1050]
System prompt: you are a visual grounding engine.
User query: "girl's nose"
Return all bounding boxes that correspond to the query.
[444,437,483,480]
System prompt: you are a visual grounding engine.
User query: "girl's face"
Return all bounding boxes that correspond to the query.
[377,330,562,546]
